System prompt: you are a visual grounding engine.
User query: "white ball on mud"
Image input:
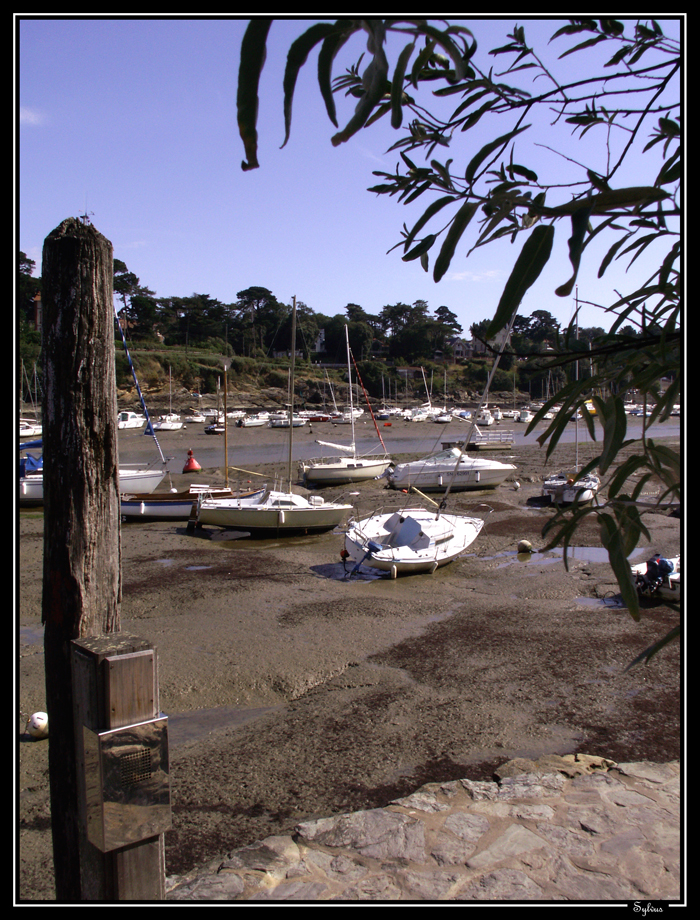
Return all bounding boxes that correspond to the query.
[26,711,49,739]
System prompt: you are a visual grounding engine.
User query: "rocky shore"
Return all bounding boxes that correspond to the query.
[166,755,681,902]
[18,420,682,902]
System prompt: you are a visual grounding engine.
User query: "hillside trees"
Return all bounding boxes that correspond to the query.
[236,17,682,653]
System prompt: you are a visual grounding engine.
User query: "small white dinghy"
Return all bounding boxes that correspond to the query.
[343,506,484,578]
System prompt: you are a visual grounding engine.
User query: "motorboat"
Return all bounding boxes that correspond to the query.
[475,408,495,426]
[387,447,516,492]
[298,410,332,423]
[117,411,147,429]
[541,471,600,505]
[343,506,485,578]
[268,413,307,428]
[184,411,208,423]
[19,457,166,506]
[300,325,391,486]
[516,408,535,423]
[236,412,269,427]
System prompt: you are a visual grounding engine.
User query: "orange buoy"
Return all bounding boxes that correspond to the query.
[183,449,201,473]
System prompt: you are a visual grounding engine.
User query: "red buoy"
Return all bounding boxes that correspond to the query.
[182,449,201,473]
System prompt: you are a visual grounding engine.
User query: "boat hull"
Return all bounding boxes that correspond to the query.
[197,490,352,535]
[300,458,392,486]
[344,508,484,575]
[388,451,515,492]
[19,467,166,505]
[121,487,264,521]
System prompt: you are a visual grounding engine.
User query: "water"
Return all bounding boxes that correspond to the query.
[483,545,647,569]
[167,705,282,747]
[117,415,680,469]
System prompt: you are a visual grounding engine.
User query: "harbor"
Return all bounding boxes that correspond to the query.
[18,415,681,901]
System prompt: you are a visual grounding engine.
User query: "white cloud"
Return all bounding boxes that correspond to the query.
[20,107,46,126]
[449,269,503,283]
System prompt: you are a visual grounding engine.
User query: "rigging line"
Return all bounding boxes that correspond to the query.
[113,303,167,466]
[347,345,388,454]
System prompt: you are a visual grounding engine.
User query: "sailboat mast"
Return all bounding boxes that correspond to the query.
[575,287,579,472]
[345,324,356,454]
[288,297,297,492]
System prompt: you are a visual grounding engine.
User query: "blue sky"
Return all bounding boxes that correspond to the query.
[17,16,682,336]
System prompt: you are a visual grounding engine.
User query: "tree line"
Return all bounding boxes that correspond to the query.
[19,251,628,391]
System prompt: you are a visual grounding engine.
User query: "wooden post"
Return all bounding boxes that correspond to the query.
[41,217,123,899]
[71,635,168,901]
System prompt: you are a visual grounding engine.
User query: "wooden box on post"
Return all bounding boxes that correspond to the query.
[71,634,170,901]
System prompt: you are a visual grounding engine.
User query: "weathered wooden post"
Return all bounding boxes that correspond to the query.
[41,218,168,901]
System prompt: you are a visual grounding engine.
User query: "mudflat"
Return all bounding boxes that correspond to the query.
[17,423,682,901]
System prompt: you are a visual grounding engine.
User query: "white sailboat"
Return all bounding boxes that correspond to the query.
[541,289,600,506]
[196,298,354,535]
[541,470,600,505]
[343,302,523,578]
[299,326,391,486]
[151,368,183,430]
[343,504,485,578]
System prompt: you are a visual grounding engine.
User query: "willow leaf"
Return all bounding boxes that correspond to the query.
[331,36,389,147]
[283,23,342,149]
[555,204,594,297]
[625,625,681,670]
[465,125,530,184]
[432,199,479,282]
[486,224,554,338]
[598,232,632,278]
[402,234,436,262]
[391,41,416,129]
[237,18,273,171]
[598,395,628,475]
[318,23,358,128]
[599,513,640,620]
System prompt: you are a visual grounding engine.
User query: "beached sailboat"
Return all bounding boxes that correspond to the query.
[151,368,183,430]
[343,302,522,578]
[196,298,353,535]
[541,470,600,505]
[541,290,600,506]
[299,326,391,486]
[343,505,485,578]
